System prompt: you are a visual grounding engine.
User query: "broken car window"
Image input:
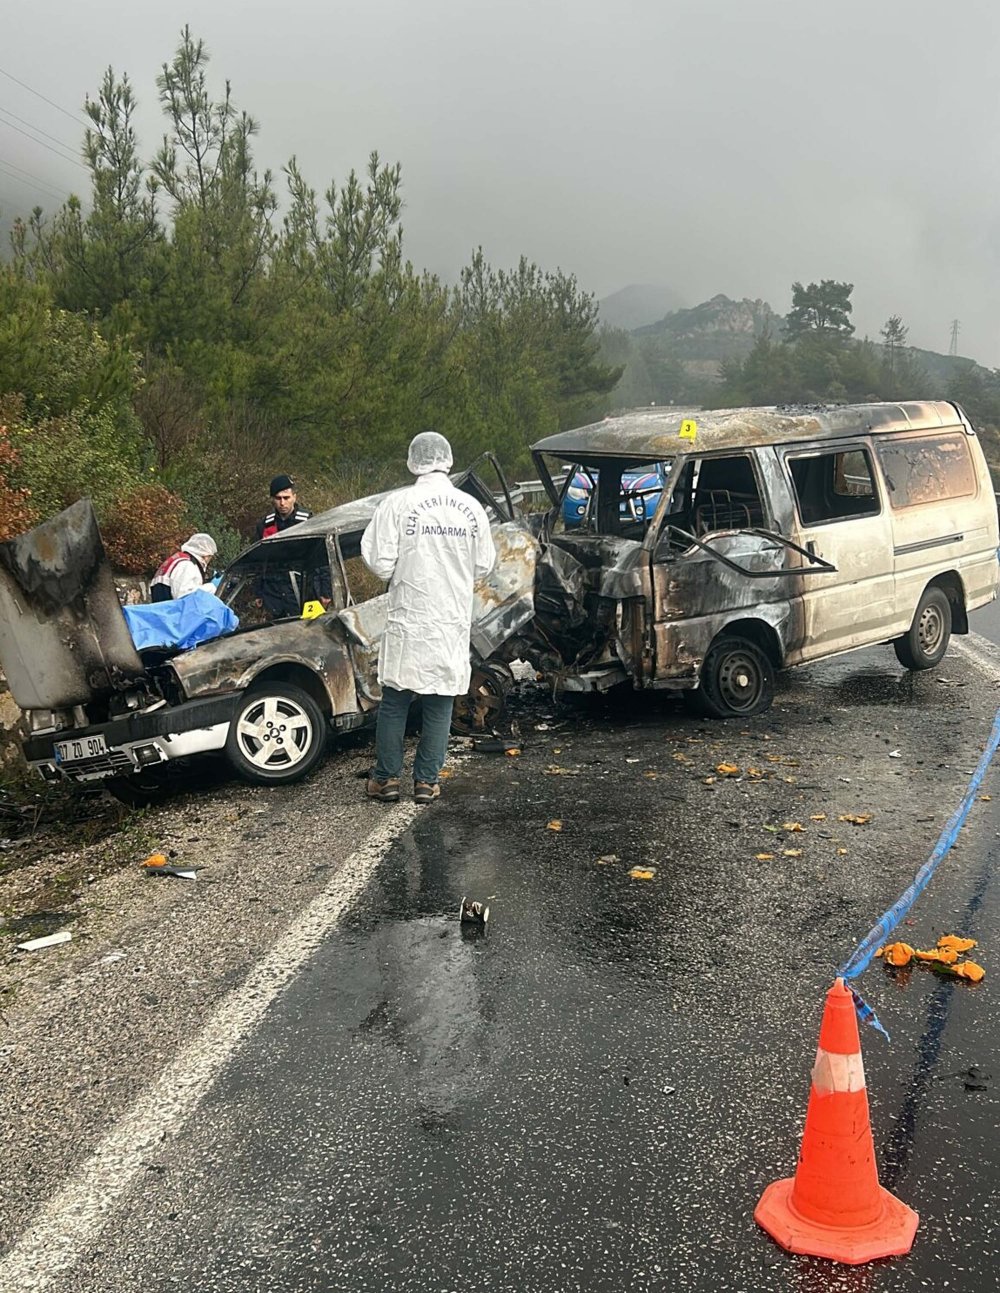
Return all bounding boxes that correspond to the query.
[691,454,766,533]
[787,448,880,525]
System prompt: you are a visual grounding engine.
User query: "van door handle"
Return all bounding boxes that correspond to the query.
[806,541,817,557]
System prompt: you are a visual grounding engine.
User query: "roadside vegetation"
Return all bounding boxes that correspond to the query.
[0,27,622,565]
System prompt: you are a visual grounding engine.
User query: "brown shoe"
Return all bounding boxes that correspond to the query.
[414,781,441,804]
[366,777,400,802]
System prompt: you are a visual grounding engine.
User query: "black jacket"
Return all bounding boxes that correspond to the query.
[254,506,314,616]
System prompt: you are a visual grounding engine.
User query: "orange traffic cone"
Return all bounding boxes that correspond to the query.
[754,977,918,1264]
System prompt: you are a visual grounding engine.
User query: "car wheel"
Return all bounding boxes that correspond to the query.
[225,682,328,784]
[893,586,952,671]
[105,768,186,808]
[451,662,514,735]
[695,636,774,719]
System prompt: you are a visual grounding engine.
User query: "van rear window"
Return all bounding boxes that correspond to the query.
[875,433,976,508]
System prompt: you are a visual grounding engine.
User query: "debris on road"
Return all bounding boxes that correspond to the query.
[142,854,199,880]
[628,867,656,881]
[459,897,489,925]
[16,930,72,952]
[546,820,563,832]
[595,854,620,865]
[471,736,521,755]
[877,936,985,980]
[938,935,977,953]
[839,813,873,825]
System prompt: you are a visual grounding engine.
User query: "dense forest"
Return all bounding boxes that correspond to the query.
[1,32,996,573]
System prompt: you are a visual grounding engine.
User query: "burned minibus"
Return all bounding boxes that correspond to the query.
[504,402,998,717]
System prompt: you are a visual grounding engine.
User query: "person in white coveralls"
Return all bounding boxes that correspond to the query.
[361,432,496,804]
[149,533,218,602]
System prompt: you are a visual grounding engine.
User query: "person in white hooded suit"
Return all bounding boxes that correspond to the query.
[361,432,496,803]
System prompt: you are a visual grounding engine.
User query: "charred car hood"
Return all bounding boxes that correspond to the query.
[0,499,144,710]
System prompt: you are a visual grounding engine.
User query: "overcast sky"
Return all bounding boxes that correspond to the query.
[2,0,999,362]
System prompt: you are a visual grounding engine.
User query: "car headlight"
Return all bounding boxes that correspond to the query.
[567,485,588,501]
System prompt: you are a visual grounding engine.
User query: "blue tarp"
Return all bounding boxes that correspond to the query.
[123,588,239,652]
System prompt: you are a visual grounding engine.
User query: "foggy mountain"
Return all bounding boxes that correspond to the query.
[597,284,687,331]
[634,294,781,358]
[605,287,992,386]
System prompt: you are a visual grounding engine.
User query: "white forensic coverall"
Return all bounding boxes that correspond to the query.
[361,472,496,695]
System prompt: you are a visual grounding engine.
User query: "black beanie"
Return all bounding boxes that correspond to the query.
[269,474,295,496]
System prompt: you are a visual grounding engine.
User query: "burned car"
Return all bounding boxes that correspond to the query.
[0,456,537,801]
[489,402,998,717]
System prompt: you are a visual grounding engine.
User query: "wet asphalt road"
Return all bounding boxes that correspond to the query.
[971,597,1000,648]
[11,635,995,1293]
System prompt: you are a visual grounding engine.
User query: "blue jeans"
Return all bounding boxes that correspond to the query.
[373,686,454,785]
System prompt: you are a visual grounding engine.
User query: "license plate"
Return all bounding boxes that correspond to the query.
[55,734,109,763]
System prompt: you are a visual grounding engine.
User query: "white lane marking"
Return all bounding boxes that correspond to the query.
[953,632,1000,684]
[0,802,418,1293]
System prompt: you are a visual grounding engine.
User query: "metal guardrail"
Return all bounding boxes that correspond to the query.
[507,479,552,508]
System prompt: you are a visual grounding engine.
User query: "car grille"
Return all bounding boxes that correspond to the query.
[59,749,134,776]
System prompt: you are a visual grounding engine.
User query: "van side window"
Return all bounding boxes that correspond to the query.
[691,454,766,533]
[787,448,880,525]
[875,433,976,508]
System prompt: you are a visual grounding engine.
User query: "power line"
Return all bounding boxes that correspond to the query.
[0,64,86,125]
[0,114,86,170]
[0,167,62,208]
[0,177,56,211]
[0,102,83,157]
[0,156,67,202]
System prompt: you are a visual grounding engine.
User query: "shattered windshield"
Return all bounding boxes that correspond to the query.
[539,453,672,537]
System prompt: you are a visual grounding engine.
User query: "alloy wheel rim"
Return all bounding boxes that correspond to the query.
[236,695,313,769]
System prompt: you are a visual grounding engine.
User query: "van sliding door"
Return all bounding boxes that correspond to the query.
[784,444,894,662]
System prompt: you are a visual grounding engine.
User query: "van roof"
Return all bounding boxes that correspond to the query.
[532,400,966,460]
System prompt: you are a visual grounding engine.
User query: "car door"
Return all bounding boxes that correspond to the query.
[645,451,795,683]
[782,442,896,663]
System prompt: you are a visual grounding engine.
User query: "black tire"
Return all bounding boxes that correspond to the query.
[225,682,328,785]
[893,586,952,671]
[105,770,181,808]
[694,635,774,719]
[451,662,514,735]
[105,758,226,807]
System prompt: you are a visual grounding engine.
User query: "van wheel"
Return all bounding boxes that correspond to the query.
[225,682,328,784]
[893,587,952,671]
[695,636,774,719]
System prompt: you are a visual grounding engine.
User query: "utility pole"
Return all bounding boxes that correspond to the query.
[949,319,960,357]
